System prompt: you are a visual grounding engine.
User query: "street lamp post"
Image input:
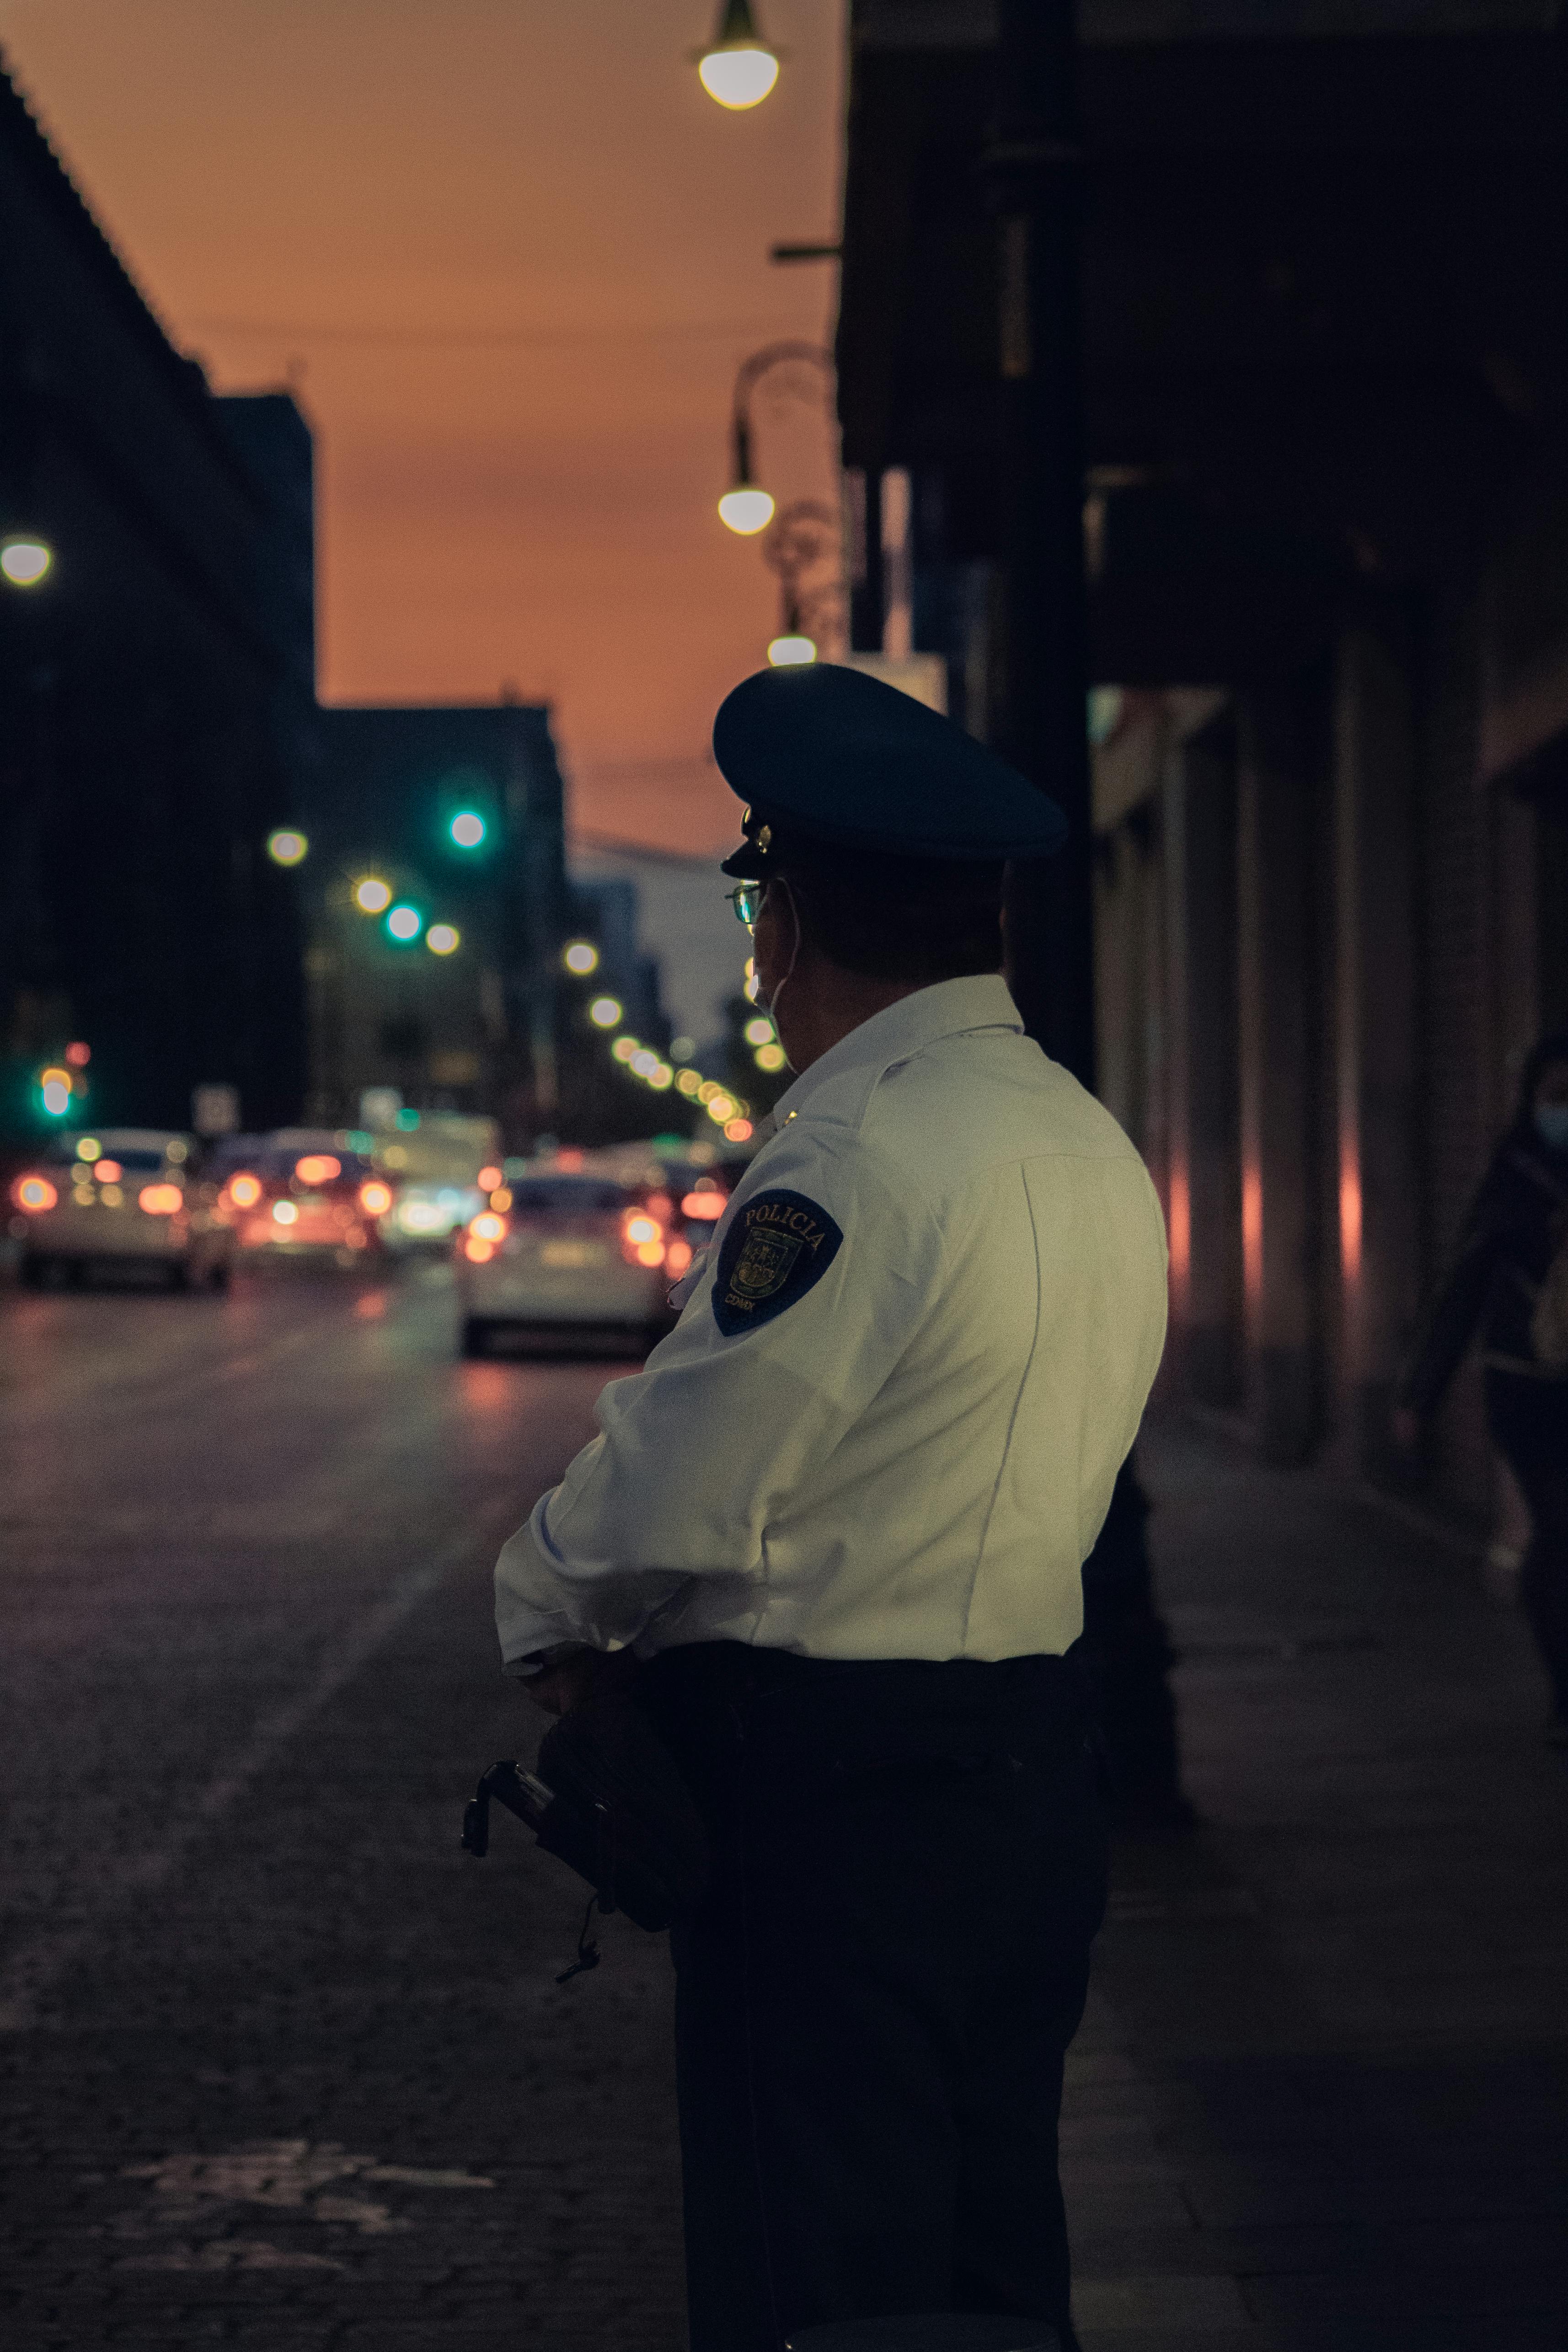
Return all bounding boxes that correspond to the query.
[761,498,846,660]
[720,346,847,660]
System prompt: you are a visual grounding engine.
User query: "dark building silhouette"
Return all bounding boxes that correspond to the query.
[310,702,573,1141]
[0,54,309,1140]
[836,0,1568,1530]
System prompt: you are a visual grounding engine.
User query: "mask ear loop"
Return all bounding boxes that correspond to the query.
[758,877,801,1070]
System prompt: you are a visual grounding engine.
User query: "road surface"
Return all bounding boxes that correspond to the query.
[0,1257,687,2351]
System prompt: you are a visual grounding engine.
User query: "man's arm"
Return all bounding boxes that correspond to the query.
[493,1130,939,1672]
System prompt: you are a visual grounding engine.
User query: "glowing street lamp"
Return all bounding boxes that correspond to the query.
[385,903,423,943]
[719,485,776,536]
[696,0,780,109]
[354,877,393,914]
[266,828,309,866]
[563,940,600,975]
[0,534,53,588]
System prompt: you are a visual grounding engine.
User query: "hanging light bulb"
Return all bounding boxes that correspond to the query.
[696,0,780,110]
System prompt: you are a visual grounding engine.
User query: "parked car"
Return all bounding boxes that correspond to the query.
[9,1128,233,1291]
[209,1130,390,1266]
[453,1155,692,1357]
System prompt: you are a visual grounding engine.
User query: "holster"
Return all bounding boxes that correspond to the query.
[462,1693,712,1933]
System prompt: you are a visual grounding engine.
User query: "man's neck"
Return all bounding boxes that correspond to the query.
[774,962,924,1075]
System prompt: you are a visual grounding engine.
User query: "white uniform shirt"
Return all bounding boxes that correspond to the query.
[494,975,1168,1672]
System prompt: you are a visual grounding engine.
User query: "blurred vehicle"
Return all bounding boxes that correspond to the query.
[372,1113,503,1250]
[453,1152,694,1357]
[10,1128,232,1291]
[209,1130,389,1266]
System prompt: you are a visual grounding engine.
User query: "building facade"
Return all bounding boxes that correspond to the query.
[308,702,573,1143]
[0,56,309,1141]
[835,0,1568,1526]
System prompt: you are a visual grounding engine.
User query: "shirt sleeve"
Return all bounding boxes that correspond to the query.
[493,1124,942,1672]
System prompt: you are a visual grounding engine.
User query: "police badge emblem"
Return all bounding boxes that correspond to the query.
[712,1187,843,1337]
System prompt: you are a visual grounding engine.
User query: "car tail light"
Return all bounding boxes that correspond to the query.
[359,1180,393,1216]
[228,1173,262,1209]
[295,1153,340,1185]
[621,1206,666,1268]
[681,1190,723,1220]
[664,1237,693,1278]
[12,1174,57,1213]
[139,1183,182,1216]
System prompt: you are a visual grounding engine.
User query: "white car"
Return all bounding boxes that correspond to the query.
[453,1160,694,1357]
[10,1129,235,1291]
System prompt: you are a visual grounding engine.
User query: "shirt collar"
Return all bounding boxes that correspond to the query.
[769,974,1024,1128]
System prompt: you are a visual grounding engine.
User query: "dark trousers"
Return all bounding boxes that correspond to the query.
[1488,1370,1568,1717]
[637,1644,1107,2352]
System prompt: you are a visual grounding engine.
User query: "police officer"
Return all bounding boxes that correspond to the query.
[494,663,1169,2352]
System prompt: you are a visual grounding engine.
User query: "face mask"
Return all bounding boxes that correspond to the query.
[1536,1103,1568,1152]
[755,880,801,1067]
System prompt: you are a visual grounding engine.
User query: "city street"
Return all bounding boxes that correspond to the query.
[0,1259,687,2351]
[3,1259,1568,2351]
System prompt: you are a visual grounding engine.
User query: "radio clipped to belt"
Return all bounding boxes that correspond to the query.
[461,1696,711,1980]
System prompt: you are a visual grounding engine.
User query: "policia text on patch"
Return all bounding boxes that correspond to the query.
[714,1189,843,1335]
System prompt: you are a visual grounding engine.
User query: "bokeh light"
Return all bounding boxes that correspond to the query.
[590,996,623,1029]
[65,1040,91,1067]
[229,1173,262,1209]
[767,634,816,666]
[386,904,423,942]
[745,1016,775,1046]
[563,940,600,975]
[266,829,308,866]
[426,923,460,954]
[354,877,393,914]
[450,811,487,848]
[0,536,52,587]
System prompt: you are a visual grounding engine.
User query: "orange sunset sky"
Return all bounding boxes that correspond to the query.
[0,0,846,854]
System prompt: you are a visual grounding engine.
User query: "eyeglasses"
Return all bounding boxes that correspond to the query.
[726,881,766,931]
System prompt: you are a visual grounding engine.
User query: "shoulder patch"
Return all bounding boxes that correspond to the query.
[712,1187,843,1338]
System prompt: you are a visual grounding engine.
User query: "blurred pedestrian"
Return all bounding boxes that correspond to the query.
[493,665,1168,2352]
[1394,1032,1568,1739]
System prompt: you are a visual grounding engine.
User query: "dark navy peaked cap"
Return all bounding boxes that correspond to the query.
[713,662,1067,878]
